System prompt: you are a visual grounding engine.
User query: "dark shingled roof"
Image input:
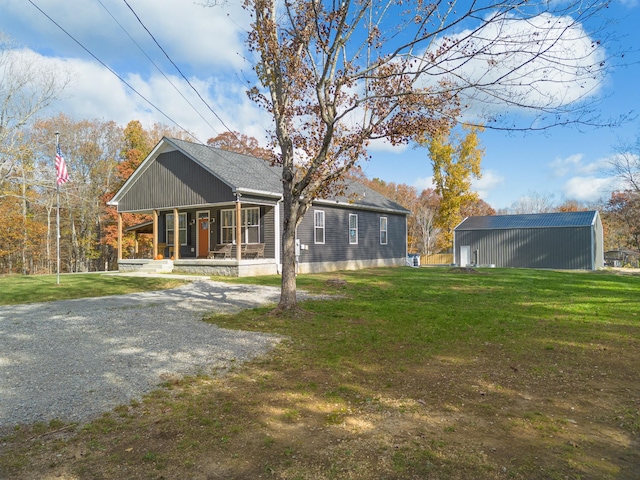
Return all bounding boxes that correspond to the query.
[167,138,408,214]
[456,211,599,230]
[169,138,283,194]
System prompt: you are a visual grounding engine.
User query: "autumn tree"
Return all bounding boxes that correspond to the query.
[28,115,124,272]
[461,198,496,218]
[427,126,483,248]
[604,190,640,253]
[0,34,69,273]
[211,0,615,309]
[556,200,587,212]
[207,131,273,160]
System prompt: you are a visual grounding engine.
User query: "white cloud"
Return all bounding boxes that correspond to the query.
[368,137,409,154]
[549,153,612,179]
[472,170,505,199]
[549,154,584,177]
[25,51,266,144]
[0,0,264,143]
[413,176,435,191]
[2,0,249,72]
[562,176,618,202]
[419,12,605,122]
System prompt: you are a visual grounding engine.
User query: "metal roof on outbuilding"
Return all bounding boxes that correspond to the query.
[456,211,598,231]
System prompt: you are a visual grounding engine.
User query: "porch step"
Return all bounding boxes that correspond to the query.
[138,260,174,273]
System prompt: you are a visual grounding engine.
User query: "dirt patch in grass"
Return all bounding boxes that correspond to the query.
[1,268,639,480]
[3,344,638,479]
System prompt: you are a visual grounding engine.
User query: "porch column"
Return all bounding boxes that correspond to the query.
[117,213,123,261]
[173,208,180,260]
[236,194,242,261]
[152,210,158,259]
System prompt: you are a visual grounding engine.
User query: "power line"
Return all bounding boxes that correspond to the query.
[96,0,221,138]
[122,0,238,141]
[27,0,201,143]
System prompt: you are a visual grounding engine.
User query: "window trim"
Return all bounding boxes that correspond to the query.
[220,206,261,244]
[166,212,187,246]
[349,213,358,245]
[314,210,325,244]
[380,216,388,245]
[221,209,235,244]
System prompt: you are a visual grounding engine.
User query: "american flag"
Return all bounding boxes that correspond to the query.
[55,144,69,186]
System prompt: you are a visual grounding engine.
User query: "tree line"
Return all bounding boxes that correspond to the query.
[1,115,638,275]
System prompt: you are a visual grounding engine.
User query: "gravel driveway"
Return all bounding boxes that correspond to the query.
[0,280,284,433]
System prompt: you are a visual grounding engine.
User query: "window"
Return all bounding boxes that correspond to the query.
[314,210,325,244]
[221,210,234,244]
[244,207,260,243]
[220,207,260,244]
[166,212,187,246]
[380,216,388,245]
[349,214,358,244]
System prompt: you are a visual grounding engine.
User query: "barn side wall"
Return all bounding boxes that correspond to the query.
[454,226,596,270]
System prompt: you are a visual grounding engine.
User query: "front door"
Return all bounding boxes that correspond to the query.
[460,245,471,267]
[198,217,209,258]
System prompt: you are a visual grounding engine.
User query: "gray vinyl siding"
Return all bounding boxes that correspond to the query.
[455,226,595,269]
[297,206,405,263]
[263,206,276,259]
[158,206,274,259]
[118,151,234,212]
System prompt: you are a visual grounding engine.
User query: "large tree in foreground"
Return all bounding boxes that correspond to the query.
[223,0,614,310]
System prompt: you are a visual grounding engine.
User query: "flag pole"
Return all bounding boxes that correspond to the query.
[56,132,61,285]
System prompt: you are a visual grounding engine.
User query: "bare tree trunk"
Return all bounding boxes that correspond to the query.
[278,177,300,311]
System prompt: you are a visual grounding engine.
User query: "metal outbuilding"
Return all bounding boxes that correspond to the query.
[453,211,604,270]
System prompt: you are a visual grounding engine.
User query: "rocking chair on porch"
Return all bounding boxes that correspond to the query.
[208,244,233,259]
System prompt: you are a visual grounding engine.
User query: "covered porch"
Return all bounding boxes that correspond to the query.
[107,137,286,277]
[115,198,281,277]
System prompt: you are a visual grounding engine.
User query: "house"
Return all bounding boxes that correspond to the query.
[453,211,604,270]
[604,249,640,268]
[108,137,409,276]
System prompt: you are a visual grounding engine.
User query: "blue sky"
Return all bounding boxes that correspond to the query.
[1,0,639,210]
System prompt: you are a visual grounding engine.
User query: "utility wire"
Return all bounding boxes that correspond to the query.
[96,0,220,138]
[27,0,201,143]
[122,0,238,141]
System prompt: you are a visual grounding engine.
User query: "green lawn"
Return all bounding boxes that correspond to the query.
[1,267,639,480]
[0,274,187,305]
